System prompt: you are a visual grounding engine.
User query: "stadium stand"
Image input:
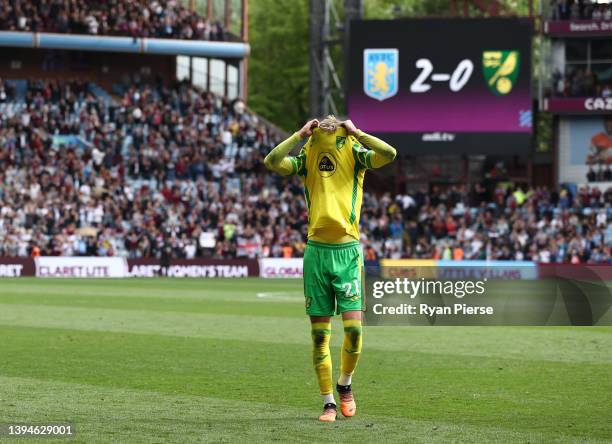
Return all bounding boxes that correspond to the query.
[0,77,611,263]
[0,0,226,40]
[552,67,612,98]
[549,0,612,21]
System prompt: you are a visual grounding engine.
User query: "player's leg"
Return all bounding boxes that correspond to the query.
[336,310,362,417]
[310,315,336,422]
[339,310,363,385]
[304,241,337,422]
[331,243,364,417]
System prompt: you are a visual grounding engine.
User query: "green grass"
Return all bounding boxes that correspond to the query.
[0,278,611,443]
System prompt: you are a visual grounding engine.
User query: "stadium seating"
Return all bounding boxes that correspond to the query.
[0,77,611,263]
[0,0,226,40]
[550,0,612,21]
[551,67,612,98]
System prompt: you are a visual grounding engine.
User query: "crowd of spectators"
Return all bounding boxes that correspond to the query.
[0,78,16,103]
[0,0,225,40]
[551,67,612,98]
[364,185,612,264]
[550,0,612,20]
[587,166,612,182]
[1,77,611,263]
[0,77,280,259]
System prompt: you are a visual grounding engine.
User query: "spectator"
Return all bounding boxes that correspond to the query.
[550,0,611,21]
[0,0,226,41]
[1,77,611,263]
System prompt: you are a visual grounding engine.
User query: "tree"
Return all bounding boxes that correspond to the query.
[364,0,450,18]
[248,0,537,131]
[364,0,533,18]
[248,0,310,131]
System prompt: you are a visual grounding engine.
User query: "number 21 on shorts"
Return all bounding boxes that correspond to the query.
[342,279,361,298]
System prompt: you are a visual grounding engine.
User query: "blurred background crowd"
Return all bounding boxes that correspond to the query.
[552,67,612,98]
[550,0,612,20]
[0,0,225,40]
[1,77,611,263]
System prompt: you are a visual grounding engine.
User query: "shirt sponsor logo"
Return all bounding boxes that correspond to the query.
[317,152,337,178]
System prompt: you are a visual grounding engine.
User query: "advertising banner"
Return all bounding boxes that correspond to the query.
[35,257,127,278]
[544,19,612,36]
[378,259,537,280]
[259,258,304,278]
[543,97,612,114]
[127,258,259,278]
[0,257,35,277]
[436,260,538,280]
[558,115,612,184]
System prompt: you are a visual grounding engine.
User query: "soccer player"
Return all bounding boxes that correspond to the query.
[264,116,396,422]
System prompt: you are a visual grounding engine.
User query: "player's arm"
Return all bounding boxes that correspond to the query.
[264,119,318,176]
[355,130,397,168]
[343,119,397,168]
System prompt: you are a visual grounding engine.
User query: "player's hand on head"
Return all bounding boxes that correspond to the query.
[299,119,319,138]
[342,119,358,135]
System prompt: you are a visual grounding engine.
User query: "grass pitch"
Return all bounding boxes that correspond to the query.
[0,278,611,443]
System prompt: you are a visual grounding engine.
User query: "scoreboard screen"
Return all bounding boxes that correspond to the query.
[347,18,533,154]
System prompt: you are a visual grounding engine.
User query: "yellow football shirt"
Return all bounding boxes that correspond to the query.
[289,127,373,241]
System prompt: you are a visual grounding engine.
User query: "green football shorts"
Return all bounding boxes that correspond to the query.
[303,240,365,316]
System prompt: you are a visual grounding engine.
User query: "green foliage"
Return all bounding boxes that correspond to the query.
[248,0,310,131]
[364,0,451,18]
[364,0,534,18]
[248,0,538,132]
[536,112,553,153]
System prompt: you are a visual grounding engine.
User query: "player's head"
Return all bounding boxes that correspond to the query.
[318,115,340,134]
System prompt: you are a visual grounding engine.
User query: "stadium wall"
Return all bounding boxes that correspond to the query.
[0,257,542,279]
[0,257,260,278]
[0,48,176,90]
[0,32,250,58]
[0,258,35,278]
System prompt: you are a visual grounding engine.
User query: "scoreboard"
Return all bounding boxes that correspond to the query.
[347,18,533,154]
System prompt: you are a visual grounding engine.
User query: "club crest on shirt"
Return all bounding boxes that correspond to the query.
[317,152,336,178]
[336,136,346,150]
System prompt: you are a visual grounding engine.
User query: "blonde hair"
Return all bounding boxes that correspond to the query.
[318,115,340,134]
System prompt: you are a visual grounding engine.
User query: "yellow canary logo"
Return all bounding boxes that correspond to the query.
[482,50,520,96]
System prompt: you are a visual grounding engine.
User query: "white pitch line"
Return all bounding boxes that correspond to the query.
[256,292,302,302]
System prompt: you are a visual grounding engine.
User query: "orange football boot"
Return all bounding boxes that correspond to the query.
[337,384,356,417]
[318,403,337,422]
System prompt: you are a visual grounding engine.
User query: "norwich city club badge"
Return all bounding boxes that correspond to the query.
[482,50,520,96]
[336,136,346,150]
